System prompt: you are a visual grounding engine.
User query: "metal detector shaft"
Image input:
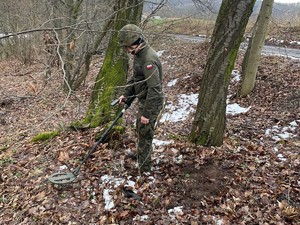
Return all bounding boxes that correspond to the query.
[48,98,134,184]
[72,103,131,176]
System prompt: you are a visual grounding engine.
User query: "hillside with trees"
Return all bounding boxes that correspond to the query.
[0,0,299,224]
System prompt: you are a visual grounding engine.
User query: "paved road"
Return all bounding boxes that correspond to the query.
[174,34,300,60]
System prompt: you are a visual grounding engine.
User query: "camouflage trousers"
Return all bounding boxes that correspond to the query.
[136,101,163,172]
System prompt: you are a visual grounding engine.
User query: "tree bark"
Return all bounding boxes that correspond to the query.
[189,0,256,147]
[240,0,274,97]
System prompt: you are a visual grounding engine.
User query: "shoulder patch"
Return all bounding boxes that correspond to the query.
[146,64,154,70]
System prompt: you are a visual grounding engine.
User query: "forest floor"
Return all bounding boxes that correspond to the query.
[0,36,299,224]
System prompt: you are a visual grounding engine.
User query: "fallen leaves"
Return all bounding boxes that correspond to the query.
[278,200,299,220]
[0,37,299,224]
[57,150,70,162]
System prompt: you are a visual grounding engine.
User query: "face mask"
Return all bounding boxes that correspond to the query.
[129,47,137,55]
[126,44,140,55]
[128,37,144,55]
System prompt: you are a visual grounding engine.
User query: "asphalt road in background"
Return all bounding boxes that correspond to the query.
[174,34,300,60]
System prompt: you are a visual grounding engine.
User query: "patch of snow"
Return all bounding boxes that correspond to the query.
[100,174,157,211]
[175,155,183,164]
[265,121,298,142]
[267,121,299,161]
[273,147,287,162]
[290,41,300,45]
[168,206,183,214]
[167,78,178,87]
[157,50,165,57]
[160,93,198,123]
[289,120,298,128]
[100,175,137,210]
[103,189,114,210]
[273,147,279,152]
[101,175,124,188]
[226,103,251,115]
[277,153,287,161]
[277,132,294,140]
[152,138,174,146]
[168,206,184,220]
[133,214,149,222]
[231,70,241,82]
[127,179,136,187]
[265,128,271,135]
[214,218,224,225]
[59,165,68,171]
[160,93,252,123]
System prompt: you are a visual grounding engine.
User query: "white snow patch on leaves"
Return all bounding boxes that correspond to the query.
[226,103,251,115]
[265,120,298,142]
[100,175,156,211]
[168,206,184,220]
[266,121,299,161]
[231,70,241,82]
[160,93,252,123]
[133,215,149,222]
[152,138,174,146]
[167,78,178,87]
[157,50,165,57]
[102,189,114,210]
[160,93,198,123]
[100,175,137,210]
[59,165,68,171]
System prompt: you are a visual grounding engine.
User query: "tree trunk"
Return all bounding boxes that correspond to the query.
[71,14,115,90]
[240,0,274,97]
[189,0,256,147]
[83,0,143,127]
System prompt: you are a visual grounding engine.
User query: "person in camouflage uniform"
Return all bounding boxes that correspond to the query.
[118,24,164,173]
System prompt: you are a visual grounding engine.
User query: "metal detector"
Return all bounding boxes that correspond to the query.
[48,99,132,184]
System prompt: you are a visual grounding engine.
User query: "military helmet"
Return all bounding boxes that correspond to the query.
[118,24,144,47]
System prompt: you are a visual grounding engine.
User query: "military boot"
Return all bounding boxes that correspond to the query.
[127,151,138,160]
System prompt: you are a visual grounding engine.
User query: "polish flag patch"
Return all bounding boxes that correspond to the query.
[146,64,153,70]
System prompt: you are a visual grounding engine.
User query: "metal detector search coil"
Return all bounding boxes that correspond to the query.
[48,172,77,184]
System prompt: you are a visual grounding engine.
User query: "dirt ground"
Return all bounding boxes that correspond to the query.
[0,37,299,224]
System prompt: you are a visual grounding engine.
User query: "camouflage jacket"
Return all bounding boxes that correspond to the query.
[123,43,164,119]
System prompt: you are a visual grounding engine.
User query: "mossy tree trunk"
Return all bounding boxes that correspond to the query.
[240,0,274,97]
[189,0,256,147]
[84,0,143,128]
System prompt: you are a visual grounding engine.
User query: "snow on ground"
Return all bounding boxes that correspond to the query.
[265,120,299,161]
[157,50,165,57]
[160,93,198,123]
[100,174,155,211]
[226,103,251,115]
[265,120,299,142]
[231,70,241,82]
[168,206,184,221]
[152,138,174,147]
[161,70,251,124]
[167,78,178,87]
[133,214,149,222]
[268,37,300,46]
[160,93,250,124]
[100,175,139,210]
[59,165,68,171]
